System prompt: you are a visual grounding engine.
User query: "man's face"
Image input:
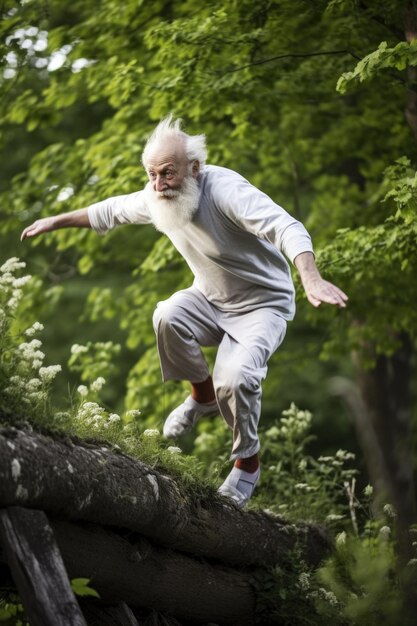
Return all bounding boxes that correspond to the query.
[146,138,195,196]
[143,137,201,233]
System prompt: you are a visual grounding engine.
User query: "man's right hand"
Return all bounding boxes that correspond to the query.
[21,217,56,241]
[21,209,91,241]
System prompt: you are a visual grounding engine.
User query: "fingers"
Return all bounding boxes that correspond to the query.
[21,219,51,241]
[319,290,347,308]
[21,225,38,241]
[20,226,33,241]
[307,294,322,308]
[306,279,349,309]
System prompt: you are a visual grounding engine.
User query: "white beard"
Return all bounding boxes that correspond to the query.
[144,176,200,234]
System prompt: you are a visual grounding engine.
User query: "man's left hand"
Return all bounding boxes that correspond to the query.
[302,276,348,308]
[294,252,348,308]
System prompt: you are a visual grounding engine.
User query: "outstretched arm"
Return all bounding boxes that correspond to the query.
[21,208,91,241]
[294,251,348,308]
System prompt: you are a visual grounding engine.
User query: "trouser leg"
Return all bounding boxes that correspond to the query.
[152,287,223,382]
[212,310,287,460]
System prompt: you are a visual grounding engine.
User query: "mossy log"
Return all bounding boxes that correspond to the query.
[0,507,255,626]
[0,426,330,568]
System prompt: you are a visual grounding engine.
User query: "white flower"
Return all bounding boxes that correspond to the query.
[125,409,142,418]
[379,526,391,540]
[167,446,182,454]
[1,258,26,273]
[39,365,62,382]
[143,428,159,437]
[298,572,310,591]
[77,385,89,397]
[7,296,20,310]
[90,377,106,392]
[25,321,44,337]
[10,375,24,386]
[12,275,31,288]
[82,402,101,412]
[70,344,88,355]
[19,339,42,353]
[335,449,355,461]
[0,272,13,285]
[29,391,45,402]
[383,503,396,518]
[55,412,70,421]
[27,378,42,391]
[320,589,338,606]
[108,413,121,423]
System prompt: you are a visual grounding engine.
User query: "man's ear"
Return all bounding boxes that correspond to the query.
[191,160,200,177]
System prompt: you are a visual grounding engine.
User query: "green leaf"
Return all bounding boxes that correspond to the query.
[70,577,100,599]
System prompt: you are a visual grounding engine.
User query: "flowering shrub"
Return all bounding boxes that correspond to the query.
[256,403,357,522]
[0,257,201,482]
[0,258,61,425]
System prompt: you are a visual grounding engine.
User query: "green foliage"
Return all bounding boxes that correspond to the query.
[255,403,357,521]
[337,40,417,93]
[315,515,417,626]
[0,593,27,625]
[68,340,121,383]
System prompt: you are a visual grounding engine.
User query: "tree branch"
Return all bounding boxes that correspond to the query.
[217,50,362,74]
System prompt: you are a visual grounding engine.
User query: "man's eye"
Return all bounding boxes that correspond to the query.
[166,171,175,178]
[149,172,156,179]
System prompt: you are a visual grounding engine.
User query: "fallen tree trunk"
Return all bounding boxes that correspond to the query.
[0,508,255,626]
[0,507,86,626]
[0,426,330,567]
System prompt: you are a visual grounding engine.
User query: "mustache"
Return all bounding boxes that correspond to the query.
[156,188,180,198]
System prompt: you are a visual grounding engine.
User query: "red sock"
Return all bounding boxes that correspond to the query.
[234,453,260,473]
[191,375,216,404]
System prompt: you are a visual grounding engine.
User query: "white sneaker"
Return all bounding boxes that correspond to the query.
[218,466,260,508]
[163,396,219,439]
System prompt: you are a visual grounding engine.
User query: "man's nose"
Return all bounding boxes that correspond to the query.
[154,175,167,192]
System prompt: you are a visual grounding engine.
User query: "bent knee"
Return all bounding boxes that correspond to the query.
[152,299,187,335]
[213,362,260,396]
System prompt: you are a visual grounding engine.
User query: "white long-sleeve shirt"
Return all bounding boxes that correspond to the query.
[88,165,314,319]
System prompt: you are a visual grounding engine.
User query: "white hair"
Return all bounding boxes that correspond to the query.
[142,114,207,169]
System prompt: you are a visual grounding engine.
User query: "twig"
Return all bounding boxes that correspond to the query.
[344,478,359,536]
[218,50,362,74]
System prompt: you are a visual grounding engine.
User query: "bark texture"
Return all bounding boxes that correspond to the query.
[0,426,331,568]
[0,513,256,626]
[0,507,86,626]
[353,338,416,561]
[52,518,255,625]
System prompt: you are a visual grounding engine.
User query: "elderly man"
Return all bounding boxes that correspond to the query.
[22,116,347,507]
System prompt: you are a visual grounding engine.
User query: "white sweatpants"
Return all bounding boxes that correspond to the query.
[152,287,287,460]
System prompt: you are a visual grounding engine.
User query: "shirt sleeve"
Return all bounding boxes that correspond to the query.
[211,169,314,263]
[87,190,152,235]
